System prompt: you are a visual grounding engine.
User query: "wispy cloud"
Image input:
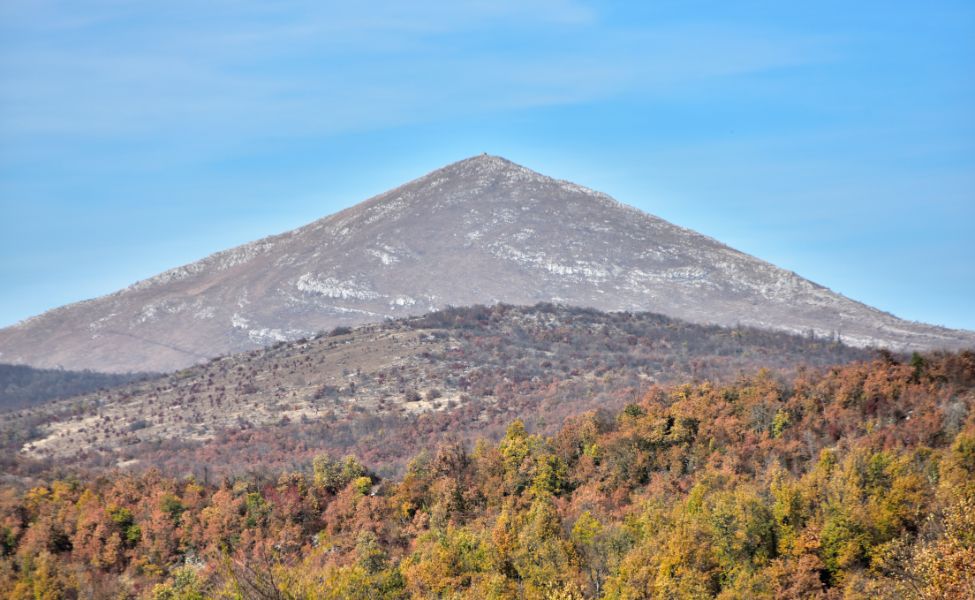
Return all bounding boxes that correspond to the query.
[0,1,829,152]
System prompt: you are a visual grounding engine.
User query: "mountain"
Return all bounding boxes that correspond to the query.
[4,304,873,478]
[1,155,971,373]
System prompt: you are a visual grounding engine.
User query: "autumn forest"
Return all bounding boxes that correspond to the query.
[2,351,973,599]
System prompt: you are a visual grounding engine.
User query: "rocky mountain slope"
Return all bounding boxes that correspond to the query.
[1,155,971,372]
[2,304,874,478]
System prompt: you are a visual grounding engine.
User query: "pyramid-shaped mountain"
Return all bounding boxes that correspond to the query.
[2,155,972,372]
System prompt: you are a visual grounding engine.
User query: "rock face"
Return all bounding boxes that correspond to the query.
[1,155,971,372]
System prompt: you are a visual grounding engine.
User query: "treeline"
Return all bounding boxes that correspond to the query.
[1,351,973,598]
[0,363,150,412]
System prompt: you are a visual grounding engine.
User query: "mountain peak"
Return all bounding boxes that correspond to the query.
[452,152,519,170]
[428,153,539,184]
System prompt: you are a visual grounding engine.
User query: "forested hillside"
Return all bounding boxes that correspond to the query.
[2,352,972,599]
[1,304,872,479]
[0,364,148,411]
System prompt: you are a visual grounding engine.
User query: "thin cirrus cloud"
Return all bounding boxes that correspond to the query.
[0,3,828,149]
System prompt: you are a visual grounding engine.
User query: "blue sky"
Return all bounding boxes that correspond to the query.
[1,1,973,330]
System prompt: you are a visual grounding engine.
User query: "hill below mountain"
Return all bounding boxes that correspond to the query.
[3,304,875,479]
[0,364,149,411]
[1,155,971,373]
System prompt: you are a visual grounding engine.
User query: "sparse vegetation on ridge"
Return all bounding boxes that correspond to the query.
[1,304,873,480]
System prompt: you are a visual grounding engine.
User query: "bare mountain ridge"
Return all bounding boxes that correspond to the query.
[1,154,972,372]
